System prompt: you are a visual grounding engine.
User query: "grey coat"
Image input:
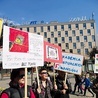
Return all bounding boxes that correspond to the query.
[32,79,54,98]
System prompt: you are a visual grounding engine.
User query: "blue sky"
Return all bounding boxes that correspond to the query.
[0,0,98,33]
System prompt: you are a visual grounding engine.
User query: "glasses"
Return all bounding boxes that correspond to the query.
[19,74,25,79]
[41,72,48,74]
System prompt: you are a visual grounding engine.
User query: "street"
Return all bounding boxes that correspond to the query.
[0,73,96,98]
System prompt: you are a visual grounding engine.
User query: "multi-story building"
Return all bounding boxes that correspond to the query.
[16,19,96,59]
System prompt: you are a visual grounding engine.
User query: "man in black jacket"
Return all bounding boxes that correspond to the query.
[72,75,83,94]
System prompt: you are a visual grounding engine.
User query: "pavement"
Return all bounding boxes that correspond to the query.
[0,73,96,98]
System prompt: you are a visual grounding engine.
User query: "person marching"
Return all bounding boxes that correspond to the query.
[54,70,71,98]
[82,73,94,97]
[0,68,35,98]
[32,67,56,98]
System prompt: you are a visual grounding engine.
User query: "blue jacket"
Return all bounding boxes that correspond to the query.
[82,78,91,87]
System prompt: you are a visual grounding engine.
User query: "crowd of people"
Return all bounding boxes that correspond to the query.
[0,67,98,98]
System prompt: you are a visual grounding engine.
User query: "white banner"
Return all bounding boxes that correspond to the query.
[54,53,83,75]
[3,26,44,69]
[94,54,98,73]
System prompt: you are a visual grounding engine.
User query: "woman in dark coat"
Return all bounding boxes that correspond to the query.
[54,70,71,98]
[0,68,35,98]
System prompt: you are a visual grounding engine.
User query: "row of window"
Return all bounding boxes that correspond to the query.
[77,48,89,54]
[43,29,93,38]
[58,45,89,55]
[47,35,95,43]
[20,23,94,32]
[50,42,92,49]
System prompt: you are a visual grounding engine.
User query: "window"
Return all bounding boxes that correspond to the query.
[81,42,84,48]
[92,35,95,41]
[87,29,91,35]
[51,32,54,37]
[61,25,64,30]
[84,36,87,42]
[77,49,81,54]
[76,36,80,42]
[83,23,86,29]
[68,24,71,30]
[69,37,72,42]
[47,26,50,31]
[85,48,88,55]
[58,31,61,37]
[34,27,36,32]
[62,37,65,43]
[70,49,73,53]
[88,42,92,48]
[65,31,68,37]
[41,26,43,32]
[48,38,51,43]
[44,32,47,38]
[91,23,94,29]
[75,24,79,29]
[72,30,75,36]
[20,28,22,30]
[73,43,76,49]
[27,27,29,32]
[54,25,57,31]
[80,30,83,36]
[66,43,69,49]
[54,38,58,43]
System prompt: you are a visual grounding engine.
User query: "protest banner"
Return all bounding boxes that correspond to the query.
[94,54,98,73]
[44,41,62,63]
[54,53,83,75]
[3,25,44,69]
[3,25,43,98]
[0,19,3,38]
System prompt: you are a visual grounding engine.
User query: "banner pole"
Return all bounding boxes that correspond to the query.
[25,68,27,98]
[31,67,33,85]
[64,72,68,84]
[36,66,40,86]
[53,68,56,84]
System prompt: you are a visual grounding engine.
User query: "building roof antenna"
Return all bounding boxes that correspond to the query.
[92,12,94,20]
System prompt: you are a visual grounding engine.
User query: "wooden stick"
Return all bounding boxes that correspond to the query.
[53,69,56,84]
[64,73,68,84]
[25,68,27,98]
[31,67,33,85]
[36,66,40,86]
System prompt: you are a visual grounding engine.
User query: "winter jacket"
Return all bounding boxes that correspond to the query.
[32,79,54,98]
[54,76,70,98]
[0,81,35,98]
[82,78,91,87]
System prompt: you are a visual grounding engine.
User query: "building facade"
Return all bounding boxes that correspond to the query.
[16,19,96,59]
